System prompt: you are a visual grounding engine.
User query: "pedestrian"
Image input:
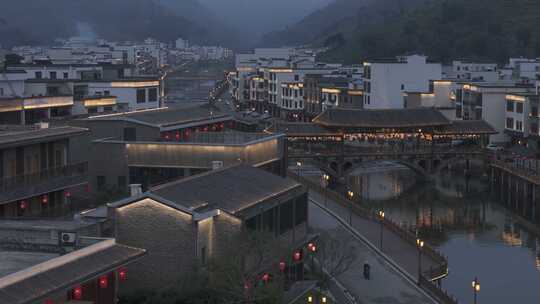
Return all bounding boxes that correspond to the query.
[363,261,371,280]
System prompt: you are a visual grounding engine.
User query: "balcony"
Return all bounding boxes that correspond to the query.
[0,162,88,204]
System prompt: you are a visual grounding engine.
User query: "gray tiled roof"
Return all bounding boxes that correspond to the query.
[150,165,302,214]
[0,126,88,149]
[0,242,145,304]
[313,108,450,128]
[435,120,497,135]
[267,122,338,136]
[88,103,232,128]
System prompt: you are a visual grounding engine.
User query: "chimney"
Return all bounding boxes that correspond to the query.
[129,184,142,197]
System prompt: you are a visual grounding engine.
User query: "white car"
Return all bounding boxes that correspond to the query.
[486,144,504,152]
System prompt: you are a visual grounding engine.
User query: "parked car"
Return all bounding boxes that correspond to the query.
[486,144,504,152]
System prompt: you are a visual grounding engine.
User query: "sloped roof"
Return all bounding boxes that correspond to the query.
[0,240,145,304]
[88,103,232,129]
[149,165,303,215]
[267,122,338,137]
[313,108,450,129]
[435,120,497,135]
[0,126,88,149]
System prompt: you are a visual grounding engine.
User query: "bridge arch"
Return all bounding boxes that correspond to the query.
[343,159,429,178]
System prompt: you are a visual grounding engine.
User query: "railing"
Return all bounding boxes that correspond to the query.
[490,159,540,185]
[419,274,458,304]
[287,171,448,278]
[0,162,88,195]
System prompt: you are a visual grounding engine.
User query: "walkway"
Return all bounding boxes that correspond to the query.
[309,189,441,280]
[310,202,437,304]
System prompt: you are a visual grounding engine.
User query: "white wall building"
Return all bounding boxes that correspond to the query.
[363,55,442,109]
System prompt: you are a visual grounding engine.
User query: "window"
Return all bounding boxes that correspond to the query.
[0,88,3,96]
[88,107,98,114]
[123,128,137,141]
[63,72,69,79]
[506,117,514,129]
[294,196,308,225]
[200,246,207,265]
[97,176,106,191]
[516,102,524,114]
[294,75,299,81]
[401,84,405,90]
[531,123,539,134]
[136,89,146,103]
[516,120,523,131]
[148,88,158,102]
[506,101,514,112]
[532,106,538,117]
[50,72,57,79]
[104,90,110,96]
[279,200,294,234]
[35,71,42,79]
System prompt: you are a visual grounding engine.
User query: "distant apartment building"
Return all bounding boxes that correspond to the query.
[362,55,442,109]
[508,58,540,80]
[0,124,89,218]
[108,165,310,292]
[455,82,536,143]
[281,82,305,121]
[444,60,499,81]
[304,75,363,120]
[403,80,458,120]
[504,92,540,149]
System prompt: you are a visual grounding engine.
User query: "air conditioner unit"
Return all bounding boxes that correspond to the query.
[60,232,77,246]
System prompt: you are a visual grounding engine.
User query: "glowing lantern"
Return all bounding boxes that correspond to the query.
[293,249,303,262]
[175,132,180,140]
[99,275,108,289]
[73,286,82,300]
[64,190,71,198]
[261,273,270,283]
[41,195,49,204]
[118,267,127,281]
[20,200,28,210]
[307,242,317,253]
[279,261,286,272]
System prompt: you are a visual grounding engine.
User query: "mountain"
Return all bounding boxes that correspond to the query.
[260,0,425,48]
[263,0,540,63]
[0,0,235,48]
[198,0,333,43]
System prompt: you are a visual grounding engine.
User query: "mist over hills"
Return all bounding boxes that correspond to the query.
[0,0,238,48]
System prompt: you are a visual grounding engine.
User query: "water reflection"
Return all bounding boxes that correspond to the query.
[351,162,540,303]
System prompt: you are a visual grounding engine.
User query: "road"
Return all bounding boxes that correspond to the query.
[309,201,437,304]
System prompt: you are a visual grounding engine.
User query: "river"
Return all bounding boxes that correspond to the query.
[350,161,540,303]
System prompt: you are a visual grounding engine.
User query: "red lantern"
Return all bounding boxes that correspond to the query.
[308,242,317,253]
[279,261,286,272]
[73,286,82,300]
[41,195,48,204]
[44,299,54,304]
[164,133,170,140]
[20,200,28,210]
[86,184,91,193]
[261,273,270,283]
[293,249,303,262]
[99,275,108,289]
[64,190,71,198]
[118,267,127,281]
[175,132,180,140]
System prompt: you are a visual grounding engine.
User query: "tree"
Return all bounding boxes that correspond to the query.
[314,229,357,290]
[207,230,293,304]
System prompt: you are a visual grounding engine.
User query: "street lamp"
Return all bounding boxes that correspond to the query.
[472,277,480,304]
[378,211,385,250]
[416,238,424,285]
[347,190,354,225]
[296,161,302,177]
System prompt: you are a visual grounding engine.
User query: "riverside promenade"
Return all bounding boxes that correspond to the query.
[289,171,458,304]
